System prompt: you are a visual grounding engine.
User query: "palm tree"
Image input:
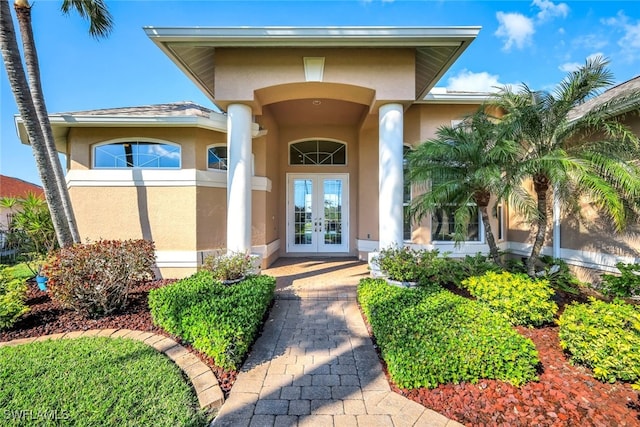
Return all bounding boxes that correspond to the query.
[407,110,530,265]
[11,0,113,245]
[494,56,640,276]
[0,0,73,246]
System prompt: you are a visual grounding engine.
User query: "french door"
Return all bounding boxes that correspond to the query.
[287,174,349,253]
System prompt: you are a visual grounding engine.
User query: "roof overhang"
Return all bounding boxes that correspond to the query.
[420,88,492,104]
[143,26,481,104]
[15,111,262,152]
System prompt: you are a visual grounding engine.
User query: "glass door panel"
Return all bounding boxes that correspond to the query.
[293,179,314,247]
[288,174,348,253]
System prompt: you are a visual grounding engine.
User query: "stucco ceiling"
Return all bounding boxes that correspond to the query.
[267,98,368,127]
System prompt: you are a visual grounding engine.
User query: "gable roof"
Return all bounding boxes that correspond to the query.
[568,75,640,120]
[144,26,481,103]
[0,175,44,199]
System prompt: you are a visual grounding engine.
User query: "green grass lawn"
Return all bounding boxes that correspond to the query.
[0,337,207,427]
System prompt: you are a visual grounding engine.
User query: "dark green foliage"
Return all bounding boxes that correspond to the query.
[538,256,582,295]
[461,271,558,327]
[558,298,640,385]
[601,262,640,298]
[149,272,275,370]
[375,246,422,282]
[0,267,29,330]
[357,278,540,389]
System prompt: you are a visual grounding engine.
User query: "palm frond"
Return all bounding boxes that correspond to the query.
[61,0,113,38]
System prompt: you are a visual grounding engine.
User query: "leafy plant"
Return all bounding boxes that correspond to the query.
[149,271,275,370]
[358,278,540,389]
[461,271,558,327]
[0,267,29,330]
[538,256,582,295]
[600,262,640,298]
[1,193,57,272]
[375,246,422,282]
[558,298,640,385]
[203,251,254,282]
[42,239,155,317]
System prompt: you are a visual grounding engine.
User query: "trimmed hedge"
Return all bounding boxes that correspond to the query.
[148,272,275,370]
[461,271,558,327]
[357,278,540,389]
[558,298,640,385]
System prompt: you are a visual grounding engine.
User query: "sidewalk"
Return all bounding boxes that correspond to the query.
[211,258,463,427]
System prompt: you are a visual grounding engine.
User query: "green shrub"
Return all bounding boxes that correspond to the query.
[538,256,582,295]
[0,268,29,330]
[149,271,275,370]
[375,246,422,282]
[204,251,254,282]
[357,278,539,389]
[43,239,156,317]
[461,271,558,327]
[600,262,640,298]
[558,298,640,384]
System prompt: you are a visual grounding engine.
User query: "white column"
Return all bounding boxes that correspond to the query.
[227,104,252,253]
[378,103,404,249]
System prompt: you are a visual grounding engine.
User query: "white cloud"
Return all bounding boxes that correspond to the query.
[603,11,640,61]
[558,53,605,73]
[446,70,508,93]
[558,62,581,72]
[532,0,569,22]
[495,12,535,51]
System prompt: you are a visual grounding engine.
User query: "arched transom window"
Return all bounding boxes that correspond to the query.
[289,140,346,165]
[93,140,181,169]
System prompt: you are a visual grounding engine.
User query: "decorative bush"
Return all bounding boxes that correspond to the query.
[42,239,156,317]
[0,268,29,330]
[558,298,640,385]
[600,262,640,298]
[461,271,558,327]
[375,246,422,282]
[538,256,582,295]
[149,271,275,370]
[357,278,540,389]
[204,251,254,282]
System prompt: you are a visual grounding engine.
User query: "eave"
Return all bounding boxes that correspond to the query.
[15,111,262,153]
[143,26,481,104]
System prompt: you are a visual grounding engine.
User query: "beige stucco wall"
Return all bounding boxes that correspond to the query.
[214,48,416,109]
[71,186,197,251]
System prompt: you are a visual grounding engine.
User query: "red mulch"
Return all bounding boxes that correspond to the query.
[392,326,639,426]
[3,281,640,426]
[0,281,238,395]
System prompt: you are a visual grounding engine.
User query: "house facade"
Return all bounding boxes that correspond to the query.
[15,27,640,279]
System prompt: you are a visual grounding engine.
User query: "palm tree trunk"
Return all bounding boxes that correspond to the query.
[0,0,73,247]
[14,1,80,243]
[479,206,502,266]
[527,175,550,276]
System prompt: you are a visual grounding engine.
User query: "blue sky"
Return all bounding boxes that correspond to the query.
[1,0,639,185]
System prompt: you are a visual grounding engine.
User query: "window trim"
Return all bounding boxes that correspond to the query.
[92,138,182,169]
[430,204,484,244]
[206,143,228,172]
[403,144,413,242]
[288,138,348,166]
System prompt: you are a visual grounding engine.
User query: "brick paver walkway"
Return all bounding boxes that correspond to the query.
[212,258,463,427]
